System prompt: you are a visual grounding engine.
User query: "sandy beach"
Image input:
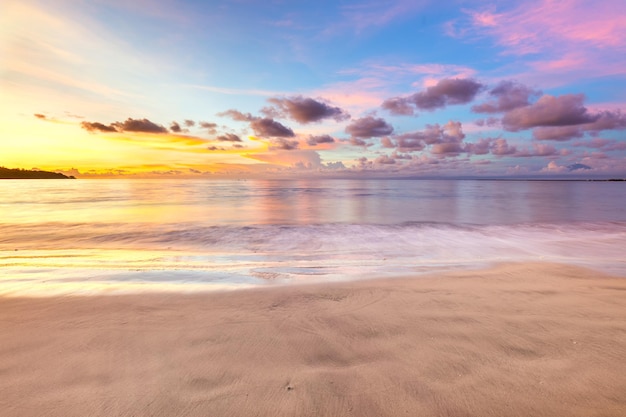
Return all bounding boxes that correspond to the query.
[1,262,625,416]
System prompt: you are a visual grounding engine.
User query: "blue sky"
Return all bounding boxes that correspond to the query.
[2,0,625,177]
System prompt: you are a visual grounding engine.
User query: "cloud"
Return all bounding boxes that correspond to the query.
[502,94,597,131]
[515,143,559,157]
[327,0,428,35]
[375,155,396,164]
[381,137,395,148]
[199,121,218,134]
[464,138,493,155]
[216,133,242,142]
[348,137,370,147]
[264,96,350,124]
[391,151,412,160]
[541,161,568,173]
[532,126,585,141]
[80,121,118,133]
[461,137,561,158]
[472,80,541,113]
[250,118,295,138]
[444,2,626,89]
[568,163,591,171]
[111,118,168,133]
[586,111,626,132]
[388,121,465,153]
[269,138,299,150]
[382,78,484,115]
[490,138,517,156]
[325,161,346,170]
[170,121,182,133]
[512,99,626,139]
[184,119,195,127]
[34,113,47,119]
[217,109,254,122]
[80,118,169,134]
[571,138,626,151]
[345,116,393,138]
[431,142,465,156]
[218,109,295,138]
[306,134,336,146]
[380,97,414,115]
[458,1,626,55]
[474,117,500,127]
[393,132,425,152]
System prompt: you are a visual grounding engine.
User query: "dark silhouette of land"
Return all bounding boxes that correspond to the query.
[0,166,74,179]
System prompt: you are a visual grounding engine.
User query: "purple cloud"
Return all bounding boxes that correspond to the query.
[217,109,254,122]
[393,132,426,152]
[345,116,393,138]
[80,121,118,133]
[389,121,465,153]
[264,96,350,124]
[348,137,369,147]
[382,78,484,115]
[586,111,626,132]
[269,138,299,150]
[216,133,242,142]
[472,80,541,113]
[250,118,295,137]
[475,117,500,127]
[464,138,493,155]
[431,142,466,156]
[515,143,559,157]
[199,121,217,129]
[572,138,626,151]
[306,134,336,146]
[111,118,168,133]
[490,138,517,156]
[170,121,182,133]
[380,97,414,116]
[532,125,585,141]
[502,94,597,131]
[218,109,295,138]
[375,155,396,164]
[380,137,396,148]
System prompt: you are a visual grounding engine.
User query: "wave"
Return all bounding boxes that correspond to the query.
[2,221,624,268]
[2,221,624,295]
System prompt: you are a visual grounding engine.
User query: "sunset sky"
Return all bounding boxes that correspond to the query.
[1,0,625,178]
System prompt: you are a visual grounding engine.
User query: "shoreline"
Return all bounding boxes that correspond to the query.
[1,262,625,416]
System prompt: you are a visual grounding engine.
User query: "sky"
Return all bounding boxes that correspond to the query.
[1,0,625,178]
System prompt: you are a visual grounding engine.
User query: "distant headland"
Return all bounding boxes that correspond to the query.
[0,166,75,179]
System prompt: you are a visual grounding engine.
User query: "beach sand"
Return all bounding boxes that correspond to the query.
[1,263,625,416]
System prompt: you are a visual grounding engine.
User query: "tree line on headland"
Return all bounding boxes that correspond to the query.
[0,166,75,179]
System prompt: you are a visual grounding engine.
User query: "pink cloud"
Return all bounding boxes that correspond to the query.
[529,53,587,72]
[470,10,498,28]
[337,0,428,33]
[541,161,567,173]
[465,0,626,54]
[451,1,626,86]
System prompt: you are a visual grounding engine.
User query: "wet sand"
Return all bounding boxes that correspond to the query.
[1,263,625,416]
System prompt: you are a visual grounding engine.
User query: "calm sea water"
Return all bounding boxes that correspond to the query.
[1,179,624,295]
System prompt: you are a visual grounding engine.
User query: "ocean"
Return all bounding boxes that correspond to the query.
[1,178,624,295]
